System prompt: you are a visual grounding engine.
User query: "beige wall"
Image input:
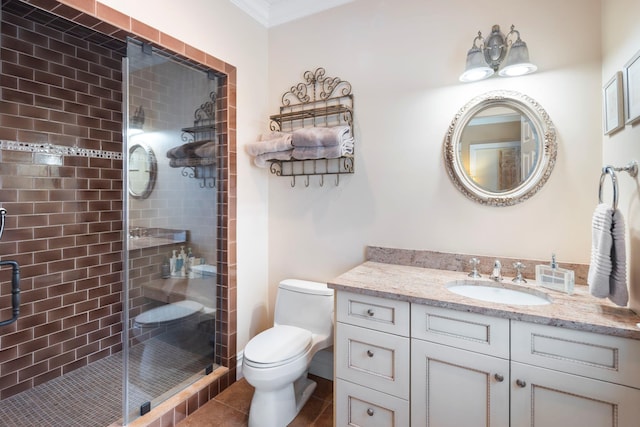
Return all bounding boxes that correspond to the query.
[101,0,640,350]
[99,0,271,350]
[601,0,640,311]
[266,0,602,319]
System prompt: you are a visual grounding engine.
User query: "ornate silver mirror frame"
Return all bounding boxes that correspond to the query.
[128,143,157,199]
[443,90,557,206]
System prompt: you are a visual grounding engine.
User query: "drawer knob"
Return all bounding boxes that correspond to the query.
[494,373,504,382]
[366,350,374,358]
[367,408,375,416]
[516,379,527,388]
[366,308,375,316]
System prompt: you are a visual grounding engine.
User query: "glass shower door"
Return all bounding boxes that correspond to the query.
[123,39,219,424]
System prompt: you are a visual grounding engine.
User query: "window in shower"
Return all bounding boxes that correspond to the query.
[123,39,221,424]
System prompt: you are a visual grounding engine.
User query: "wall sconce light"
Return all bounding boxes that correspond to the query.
[459,25,537,83]
[129,106,145,136]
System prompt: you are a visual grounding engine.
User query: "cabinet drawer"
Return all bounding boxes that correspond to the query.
[411,304,510,358]
[336,291,409,336]
[336,379,409,427]
[511,321,640,389]
[336,323,410,399]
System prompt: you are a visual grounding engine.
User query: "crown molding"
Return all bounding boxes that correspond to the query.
[230,0,354,28]
[229,0,270,27]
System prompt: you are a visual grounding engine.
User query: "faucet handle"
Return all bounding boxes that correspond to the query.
[512,261,527,284]
[468,257,481,278]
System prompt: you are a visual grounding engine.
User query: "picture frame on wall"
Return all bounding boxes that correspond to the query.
[603,71,624,135]
[623,49,640,124]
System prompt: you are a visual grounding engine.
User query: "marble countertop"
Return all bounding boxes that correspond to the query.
[328,261,640,340]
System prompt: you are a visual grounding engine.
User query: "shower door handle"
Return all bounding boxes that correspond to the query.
[0,260,20,327]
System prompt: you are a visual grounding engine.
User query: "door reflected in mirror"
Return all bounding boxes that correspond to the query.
[460,106,539,193]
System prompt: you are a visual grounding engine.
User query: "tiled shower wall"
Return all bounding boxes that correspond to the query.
[0,7,125,399]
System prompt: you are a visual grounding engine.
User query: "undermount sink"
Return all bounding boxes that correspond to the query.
[446,280,551,306]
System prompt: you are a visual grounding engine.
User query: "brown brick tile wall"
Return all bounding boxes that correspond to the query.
[0,7,124,399]
[1,1,237,420]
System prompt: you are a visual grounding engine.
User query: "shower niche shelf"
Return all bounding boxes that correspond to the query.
[267,67,355,187]
[168,92,218,188]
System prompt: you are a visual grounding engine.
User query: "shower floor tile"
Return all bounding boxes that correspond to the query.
[0,333,213,427]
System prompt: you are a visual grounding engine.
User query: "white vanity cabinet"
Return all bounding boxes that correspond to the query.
[410,306,640,427]
[510,321,640,427]
[334,289,640,427]
[411,305,510,427]
[335,291,410,426]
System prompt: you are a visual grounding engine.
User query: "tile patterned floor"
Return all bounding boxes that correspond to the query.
[0,330,213,427]
[176,375,333,427]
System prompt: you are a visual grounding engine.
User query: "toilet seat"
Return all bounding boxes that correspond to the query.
[244,325,312,368]
[134,300,203,327]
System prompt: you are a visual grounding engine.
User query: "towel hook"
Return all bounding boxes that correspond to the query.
[599,166,618,209]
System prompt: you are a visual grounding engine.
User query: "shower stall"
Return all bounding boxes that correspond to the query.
[0,1,234,425]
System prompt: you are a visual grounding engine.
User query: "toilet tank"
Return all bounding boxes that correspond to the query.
[274,279,334,337]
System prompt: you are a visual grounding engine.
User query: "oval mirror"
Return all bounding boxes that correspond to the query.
[443,90,556,206]
[128,144,157,199]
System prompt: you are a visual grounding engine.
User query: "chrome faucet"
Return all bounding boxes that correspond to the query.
[468,257,481,278]
[489,260,503,282]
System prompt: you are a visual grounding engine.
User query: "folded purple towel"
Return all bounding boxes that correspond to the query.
[254,149,293,167]
[167,140,210,159]
[194,141,217,159]
[292,126,352,148]
[292,146,345,160]
[245,132,293,156]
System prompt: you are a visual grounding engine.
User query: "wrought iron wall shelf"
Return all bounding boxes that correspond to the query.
[268,67,355,187]
[168,92,217,188]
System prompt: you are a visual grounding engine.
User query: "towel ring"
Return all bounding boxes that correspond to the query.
[598,166,619,210]
[598,161,638,210]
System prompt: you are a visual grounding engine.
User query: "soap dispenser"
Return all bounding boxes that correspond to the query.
[535,254,574,294]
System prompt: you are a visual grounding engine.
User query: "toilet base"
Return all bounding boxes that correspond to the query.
[248,374,317,427]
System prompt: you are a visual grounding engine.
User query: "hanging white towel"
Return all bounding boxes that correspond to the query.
[587,204,614,298]
[587,203,628,306]
[609,208,628,306]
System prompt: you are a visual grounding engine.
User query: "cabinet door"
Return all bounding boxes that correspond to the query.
[411,339,509,427]
[511,361,640,427]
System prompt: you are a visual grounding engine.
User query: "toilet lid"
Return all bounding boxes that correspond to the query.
[134,300,203,326]
[244,325,312,366]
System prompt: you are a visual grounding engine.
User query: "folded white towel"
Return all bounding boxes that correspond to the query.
[292,139,354,160]
[292,126,353,148]
[588,204,614,298]
[245,132,293,156]
[609,209,628,306]
[253,149,293,168]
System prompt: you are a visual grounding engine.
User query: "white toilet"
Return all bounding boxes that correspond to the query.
[242,279,334,427]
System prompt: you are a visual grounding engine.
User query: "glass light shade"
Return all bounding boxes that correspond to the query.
[459,46,494,82]
[498,39,537,77]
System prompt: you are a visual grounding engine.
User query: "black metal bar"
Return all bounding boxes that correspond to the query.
[0,260,20,327]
